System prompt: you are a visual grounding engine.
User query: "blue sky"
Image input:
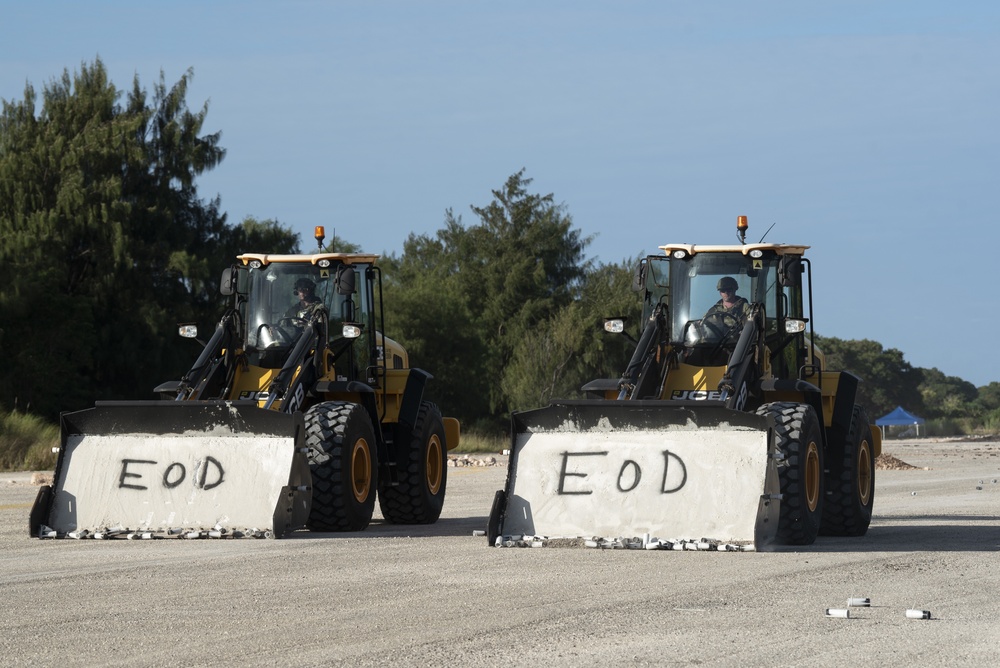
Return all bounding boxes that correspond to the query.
[3,1,998,388]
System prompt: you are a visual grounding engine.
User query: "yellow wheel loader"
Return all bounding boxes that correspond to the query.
[488,217,879,550]
[30,228,459,539]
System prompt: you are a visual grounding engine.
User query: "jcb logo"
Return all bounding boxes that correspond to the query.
[239,391,270,401]
[670,390,729,401]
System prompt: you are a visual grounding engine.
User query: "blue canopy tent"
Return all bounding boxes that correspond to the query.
[875,406,926,439]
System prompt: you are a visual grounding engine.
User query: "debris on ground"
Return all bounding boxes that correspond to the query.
[448,454,502,468]
[876,453,923,470]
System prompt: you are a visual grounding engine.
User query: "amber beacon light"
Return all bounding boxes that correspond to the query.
[737,215,748,243]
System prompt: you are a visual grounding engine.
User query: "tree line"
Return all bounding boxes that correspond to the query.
[2,60,997,435]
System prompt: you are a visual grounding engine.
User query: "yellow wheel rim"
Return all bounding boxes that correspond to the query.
[858,437,873,506]
[351,437,372,503]
[805,440,821,512]
[425,433,443,495]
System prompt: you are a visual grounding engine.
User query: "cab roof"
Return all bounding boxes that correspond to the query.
[658,243,809,256]
[237,252,380,266]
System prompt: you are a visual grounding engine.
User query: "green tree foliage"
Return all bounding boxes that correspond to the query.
[501,259,639,411]
[381,170,592,427]
[0,59,230,418]
[231,216,302,256]
[918,367,978,419]
[814,336,926,419]
[974,382,1000,412]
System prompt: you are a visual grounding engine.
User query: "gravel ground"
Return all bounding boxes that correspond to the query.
[2,439,999,667]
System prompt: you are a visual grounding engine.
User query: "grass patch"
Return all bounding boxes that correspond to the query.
[452,429,508,454]
[0,409,59,472]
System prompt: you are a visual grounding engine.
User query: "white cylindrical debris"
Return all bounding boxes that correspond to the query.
[905,609,931,620]
[644,542,661,550]
[585,540,600,548]
[531,541,544,548]
[825,609,850,618]
[68,530,90,540]
[472,530,486,537]
[847,598,871,607]
[208,530,223,538]
[184,531,202,539]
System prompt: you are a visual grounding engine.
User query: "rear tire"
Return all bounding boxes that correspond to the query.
[757,402,824,545]
[305,401,378,532]
[821,405,875,536]
[378,402,448,524]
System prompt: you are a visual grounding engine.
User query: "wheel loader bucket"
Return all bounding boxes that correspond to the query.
[488,400,781,549]
[30,401,311,539]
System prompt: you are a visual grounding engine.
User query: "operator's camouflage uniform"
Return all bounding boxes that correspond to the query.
[285,296,322,320]
[705,296,751,321]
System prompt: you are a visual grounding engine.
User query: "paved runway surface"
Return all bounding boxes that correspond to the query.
[2,439,999,666]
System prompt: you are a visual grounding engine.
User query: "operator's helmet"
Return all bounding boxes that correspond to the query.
[716,276,738,292]
[294,277,316,293]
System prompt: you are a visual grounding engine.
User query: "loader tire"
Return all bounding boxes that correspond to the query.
[757,402,824,545]
[378,401,447,524]
[305,401,378,532]
[820,405,875,536]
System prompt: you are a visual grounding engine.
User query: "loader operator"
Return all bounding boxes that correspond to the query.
[704,276,750,322]
[286,278,322,320]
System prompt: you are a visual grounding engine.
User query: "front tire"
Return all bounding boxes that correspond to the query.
[821,405,875,536]
[378,401,448,524]
[305,401,378,532]
[757,402,824,545]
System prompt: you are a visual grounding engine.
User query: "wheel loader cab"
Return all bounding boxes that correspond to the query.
[646,244,812,383]
[237,256,373,378]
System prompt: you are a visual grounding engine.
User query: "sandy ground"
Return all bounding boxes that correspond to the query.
[2,439,999,667]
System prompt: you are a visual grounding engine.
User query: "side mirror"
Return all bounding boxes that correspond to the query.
[632,259,647,292]
[336,265,356,296]
[219,267,236,296]
[778,256,802,287]
[178,324,199,338]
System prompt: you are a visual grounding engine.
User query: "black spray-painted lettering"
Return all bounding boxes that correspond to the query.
[617,460,642,492]
[119,459,157,490]
[557,451,609,495]
[163,462,186,489]
[556,450,688,495]
[117,457,226,491]
[660,449,687,493]
[196,456,225,490]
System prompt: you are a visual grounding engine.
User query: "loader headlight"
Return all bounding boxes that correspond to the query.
[671,249,687,259]
[248,259,263,269]
[604,318,625,334]
[178,324,198,339]
[318,259,331,268]
[342,324,363,339]
[749,249,763,259]
[785,319,806,334]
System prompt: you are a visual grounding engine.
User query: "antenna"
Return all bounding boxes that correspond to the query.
[757,223,776,243]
